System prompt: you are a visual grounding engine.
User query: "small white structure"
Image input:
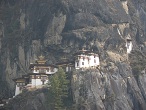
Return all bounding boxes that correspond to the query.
[28,55,58,86]
[13,55,58,96]
[126,36,132,54]
[75,48,100,69]
[13,78,27,96]
[29,56,58,75]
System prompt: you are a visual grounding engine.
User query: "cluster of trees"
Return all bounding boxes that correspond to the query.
[48,67,69,110]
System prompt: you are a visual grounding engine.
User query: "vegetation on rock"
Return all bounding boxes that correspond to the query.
[48,67,69,110]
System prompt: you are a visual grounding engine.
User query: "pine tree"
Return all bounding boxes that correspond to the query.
[58,67,69,98]
[49,67,69,110]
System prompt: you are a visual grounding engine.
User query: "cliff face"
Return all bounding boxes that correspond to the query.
[5,88,49,110]
[72,62,146,110]
[0,0,146,110]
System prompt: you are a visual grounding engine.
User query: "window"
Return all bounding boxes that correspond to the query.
[47,68,49,72]
[36,75,41,79]
[82,62,84,65]
[51,67,54,72]
[35,68,37,71]
[94,59,96,63]
[31,75,35,79]
[69,67,72,71]
[83,57,85,61]
[77,62,79,67]
[22,83,25,86]
[41,76,47,85]
[17,83,20,86]
[39,69,45,73]
[41,76,47,81]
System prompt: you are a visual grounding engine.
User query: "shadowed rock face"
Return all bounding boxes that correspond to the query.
[72,62,146,110]
[5,88,49,110]
[0,0,146,110]
[65,0,129,25]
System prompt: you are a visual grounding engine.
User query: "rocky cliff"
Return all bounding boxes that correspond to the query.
[0,0,146,110]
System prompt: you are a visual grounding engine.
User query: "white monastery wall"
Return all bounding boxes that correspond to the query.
[15,85,21,96]
[126,41,132,54]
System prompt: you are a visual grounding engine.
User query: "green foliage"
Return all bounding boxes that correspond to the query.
[49,67,69,110]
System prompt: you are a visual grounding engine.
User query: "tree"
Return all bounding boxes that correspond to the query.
[49,67,69,110]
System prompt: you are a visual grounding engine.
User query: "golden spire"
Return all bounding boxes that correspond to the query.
[39,55,45,60]
[37,55,47,64]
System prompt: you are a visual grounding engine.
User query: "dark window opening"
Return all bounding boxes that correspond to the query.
[47,68,49,72]
[77,62,79,67]
[94,59,96,63]
[82,62,84,65]
[83,57,85,60]
[51,67,54,72]
[39,69,45,73]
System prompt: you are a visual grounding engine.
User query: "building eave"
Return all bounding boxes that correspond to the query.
[27,73,54,75]
[12,77,26,83]
[56,61,74,66]
[29,64,58,69]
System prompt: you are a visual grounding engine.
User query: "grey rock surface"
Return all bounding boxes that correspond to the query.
[5,88,48,110]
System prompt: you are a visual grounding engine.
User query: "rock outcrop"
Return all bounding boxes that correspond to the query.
[5,87,49,110]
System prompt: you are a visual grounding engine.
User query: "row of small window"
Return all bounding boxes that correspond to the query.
[76,60,97,66]
[77,56,98,60]
[17,83,25,86]
[31,75,48,79]
[33,68,54,72]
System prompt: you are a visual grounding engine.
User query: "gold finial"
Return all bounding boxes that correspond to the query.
[37,55,47,64]
[39,55,45,60]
